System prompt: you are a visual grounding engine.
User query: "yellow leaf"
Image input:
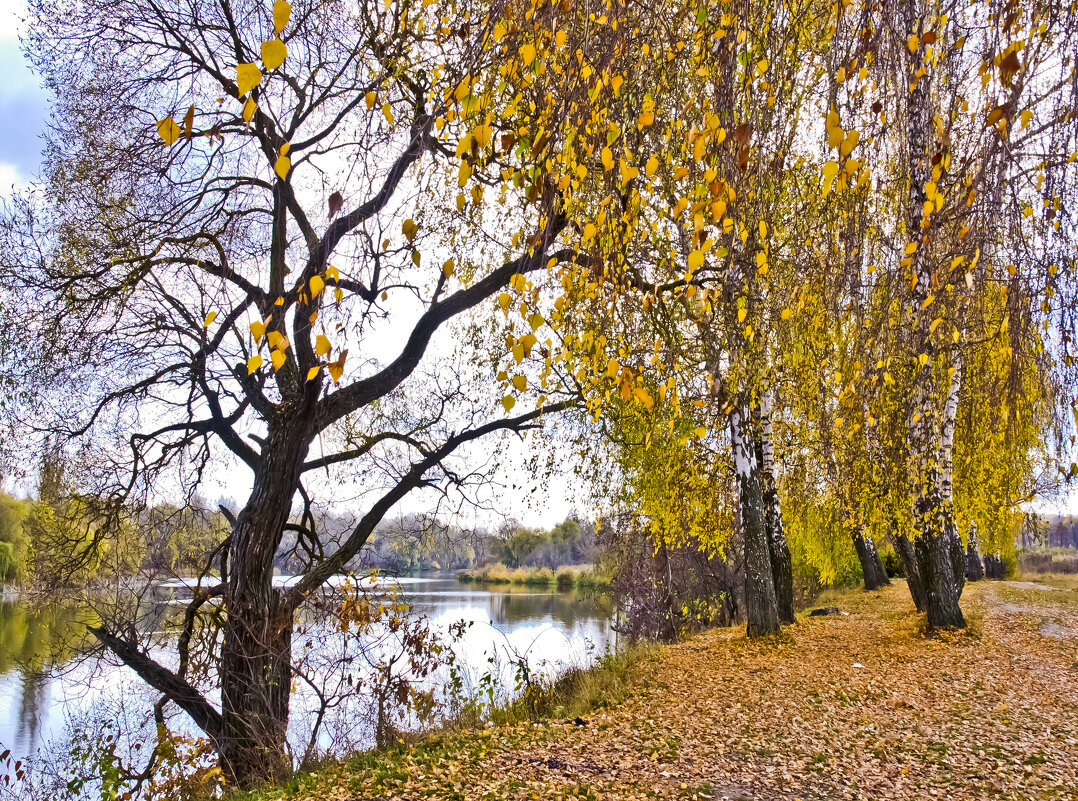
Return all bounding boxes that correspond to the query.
[306,366,321,382]
[458,160,472,187]
[582,222,598,241]
[828,125,844,150]
[261,39,287,71]
[821,160,839,196]
[402,218,418,241]
[315,335,331,356]
[267,330,283,349]
[274,154,291,180]
[237,62,262,97]
[921,294,936,310]
[737,307,747,322]
[250,320,266,342]
[528,312,544,331]
[382,103,394,124]
[839,130,860,158]
[908,34,919,52]
[930,318,942,333]
[273,0,291,33]
[203,311,217,327]
[637,110,655,128]
[780,308,793,320]
[687,249,704,272]
[498,293,511,310]
[365,91,377,110]
[310,275,325,296]
[243,97,257,123]
[247,355,263,374]
[501,395,516,413]
[645,155,659,178]
[270,348,286,371]
[443,259,455,278]
[512,375,527,392]
[156,117,181,146]
[520,43,536,64]
[1021,108,1032,129]
[555,30,568,48]
[693,426,706,438]
[633,387,654,410]
[601,147,614,171]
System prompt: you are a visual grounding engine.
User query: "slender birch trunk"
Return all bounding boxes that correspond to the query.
[901,0,965,628]
[731,395,780,637]
[757,387,795,623]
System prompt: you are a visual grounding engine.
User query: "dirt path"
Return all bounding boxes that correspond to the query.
[264,579,1078,801]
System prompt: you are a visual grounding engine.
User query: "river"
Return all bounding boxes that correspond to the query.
[0,575,614,780]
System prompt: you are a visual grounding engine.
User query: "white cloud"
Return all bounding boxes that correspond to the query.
[0,0,27,41]
[0,162,24,190]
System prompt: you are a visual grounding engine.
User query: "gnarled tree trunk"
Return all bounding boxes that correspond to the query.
[218,424,312,786]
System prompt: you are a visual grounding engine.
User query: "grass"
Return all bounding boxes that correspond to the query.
[1017,546,1078,575]
[456,563,611,590]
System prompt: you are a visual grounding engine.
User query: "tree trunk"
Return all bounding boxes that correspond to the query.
[852,528,888,591]
[757,388,795,624]
[965,521,985,581]
[219,425,312,787]
[913,490,967,628]
[869,535,891,586]
[892,527,926,612]
[731,396,780,637]
[900,0,965,630]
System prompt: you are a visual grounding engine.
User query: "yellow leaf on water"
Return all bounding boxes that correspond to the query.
[157,117,181,145]
[247,355,263,374]
[237,62,262,97]
[261,39,287,71]
[273,0,291,33]
[274,154,291,180]
[315,335,331,356]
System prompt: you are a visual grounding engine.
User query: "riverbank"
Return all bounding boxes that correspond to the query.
[456,563,610,590]
[234,576,1078,801]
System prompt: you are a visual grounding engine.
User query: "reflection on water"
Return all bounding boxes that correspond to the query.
[0,576,613,765]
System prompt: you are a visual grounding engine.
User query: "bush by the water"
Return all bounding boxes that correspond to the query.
[456,563,609,589]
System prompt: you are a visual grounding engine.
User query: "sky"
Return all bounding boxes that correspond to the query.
[0,0,45,191]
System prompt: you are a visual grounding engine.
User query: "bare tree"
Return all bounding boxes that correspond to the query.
[1,0,582,786]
